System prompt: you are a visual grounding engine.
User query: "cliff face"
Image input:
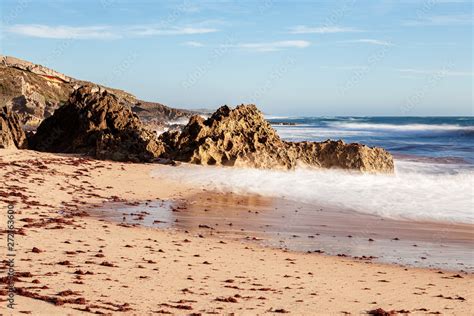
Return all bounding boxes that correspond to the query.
[160,105,394,173]
[0,55,195,128]
[0,62,71,127]
[1,56,73,83]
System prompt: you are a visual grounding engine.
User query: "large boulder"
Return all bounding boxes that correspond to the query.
[160,104,394,173]
[0,106,28,149]
[161,105,296,170]
[287,140,394,173]
[29,86,166,162]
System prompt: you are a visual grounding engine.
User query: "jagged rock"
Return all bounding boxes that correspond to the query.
[160,105,296,170]
[0,106,28,149]
[160,104,394,173]
[287,140,394,173]
[29,86,166,162]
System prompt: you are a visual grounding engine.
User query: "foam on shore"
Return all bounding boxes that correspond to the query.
[154,160,474,224]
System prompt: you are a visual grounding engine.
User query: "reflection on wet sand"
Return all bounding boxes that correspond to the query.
[91,191,474,272]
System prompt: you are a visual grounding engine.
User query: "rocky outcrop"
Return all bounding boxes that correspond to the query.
[160,104,394,173]
[160,105,296,170]
[0,55,196,128]
[287,140,394,173]
[29,86,166,162]
[132,100,195,123]
[1,56,73,83]
[0,63,71,127]
[0,106,28,149]
[3,55,394,172]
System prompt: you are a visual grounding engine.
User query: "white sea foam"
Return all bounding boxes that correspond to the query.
[154,160,474,224]
[264,115,296,120]
[328,122,473,132]
[275,127,375,139]
[166,117,192,125]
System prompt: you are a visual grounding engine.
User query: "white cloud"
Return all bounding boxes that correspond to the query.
[129,26,217,36]
[5,24,218,39]
[403,14,473,26]
[320,65,368,71]
[288,25,361,34]
[396,68,473,77]
[224,40,310,52]
[182,41,205,47]
[5,24,118,39]
[340,39,394,46]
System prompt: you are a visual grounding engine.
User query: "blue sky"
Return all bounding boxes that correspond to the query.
[1,0,472,116]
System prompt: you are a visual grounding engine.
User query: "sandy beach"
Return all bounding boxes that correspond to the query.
[1,149,472,315]
[1,1,473,314]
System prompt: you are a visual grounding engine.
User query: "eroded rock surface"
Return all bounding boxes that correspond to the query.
[0,106,28,149]
[1,55,73,83]
[161,105,296,169]
[287,140,394,173]
[160,104,394,172]
[29,86,166,162]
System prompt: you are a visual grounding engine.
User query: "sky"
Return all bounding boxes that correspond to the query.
[0,0,472,116]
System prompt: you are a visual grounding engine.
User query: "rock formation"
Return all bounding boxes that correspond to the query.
[160,104,394,173]
[29,86,166,162]
[0,55,196,128]
[0,61,71,127]
[287,140,394,173]
[0,106,28,149]
[160,105,296,170]
[1,55,73,83]
[5,55,394,171]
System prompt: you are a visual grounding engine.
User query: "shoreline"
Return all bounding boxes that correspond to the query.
[1,149,473,314]
[90,191,474,273]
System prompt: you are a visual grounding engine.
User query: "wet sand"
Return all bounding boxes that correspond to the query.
[1,149,473,315]
[91,191,474,272]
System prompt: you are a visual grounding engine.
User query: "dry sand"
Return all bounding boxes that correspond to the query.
[0,149,472,315]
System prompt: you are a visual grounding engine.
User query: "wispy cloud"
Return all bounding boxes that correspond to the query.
[396,68,472,77]
[4,24,218,39]
[320,65,368,71]
[403,14,473,26]
[5,25,118,39]
[340,39,394,46]
[182,41,205,47]
[130,26,216,36]
[288,25,361,34]
[223,40,310,52]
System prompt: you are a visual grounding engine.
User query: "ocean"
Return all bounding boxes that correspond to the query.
[269,116,474,166]
[160,116,474,225]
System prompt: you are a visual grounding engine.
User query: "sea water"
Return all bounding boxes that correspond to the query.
[158,117,474,224]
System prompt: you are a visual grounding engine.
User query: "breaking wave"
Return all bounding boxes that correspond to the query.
[154,160,474,224]
[327,122,474,132]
